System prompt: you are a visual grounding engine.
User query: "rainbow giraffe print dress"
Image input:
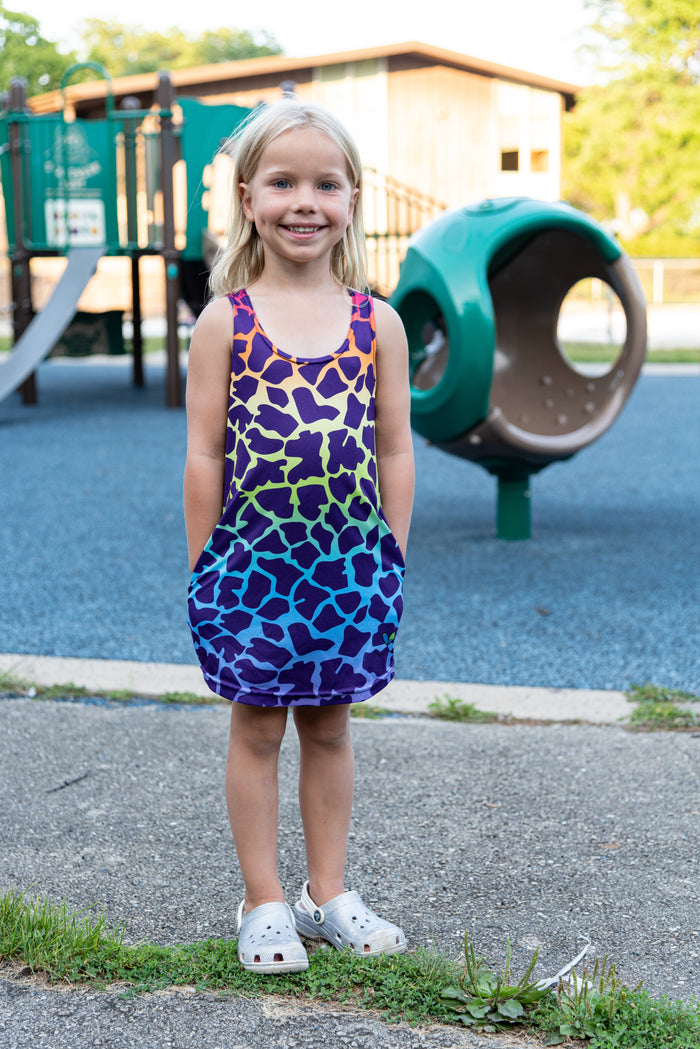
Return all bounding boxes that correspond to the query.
[187,289,405,706]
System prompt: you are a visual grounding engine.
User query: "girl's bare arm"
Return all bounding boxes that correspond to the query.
[373,297,414,558]
[183,298,233,573]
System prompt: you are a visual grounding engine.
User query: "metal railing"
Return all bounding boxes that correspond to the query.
[570,259,700,307]
[362,168,447,296]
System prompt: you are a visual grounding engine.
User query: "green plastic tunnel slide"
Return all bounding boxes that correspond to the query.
[391,197,647,538]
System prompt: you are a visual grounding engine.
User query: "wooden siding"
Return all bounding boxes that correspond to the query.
[387,61,495,208]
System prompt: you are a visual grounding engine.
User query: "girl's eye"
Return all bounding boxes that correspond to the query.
[319,181,336,192]
[273,179,290,189]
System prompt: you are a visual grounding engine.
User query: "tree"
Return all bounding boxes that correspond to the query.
[78,20,281,79]
[189,28,280,66]
[564,0,700,253]
[0,3,75,95]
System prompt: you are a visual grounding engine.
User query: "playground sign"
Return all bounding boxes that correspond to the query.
[44,198,106,247]
[42,122,108,247]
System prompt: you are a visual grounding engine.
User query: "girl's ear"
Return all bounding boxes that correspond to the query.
[347,186,360,226]
[239,182,254,223]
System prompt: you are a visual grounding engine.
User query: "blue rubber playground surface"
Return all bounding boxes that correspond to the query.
[0,355,697,693]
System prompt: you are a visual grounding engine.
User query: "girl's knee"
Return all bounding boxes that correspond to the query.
[229,704,287,756]
[294,704,352,750]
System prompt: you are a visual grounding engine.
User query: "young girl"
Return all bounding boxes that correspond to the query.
[184,99,414,974]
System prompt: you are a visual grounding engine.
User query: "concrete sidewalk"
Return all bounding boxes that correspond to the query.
[0,653,633,724]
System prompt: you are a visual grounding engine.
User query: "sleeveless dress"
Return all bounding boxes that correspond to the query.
[187,289,405,707]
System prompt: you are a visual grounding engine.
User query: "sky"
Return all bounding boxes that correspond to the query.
[23,0,599,86]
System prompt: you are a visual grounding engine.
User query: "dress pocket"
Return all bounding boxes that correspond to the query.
[188,523,222,592]
[375,506,406,573]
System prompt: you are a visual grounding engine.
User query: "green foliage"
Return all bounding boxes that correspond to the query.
[348,702,390,718]
[159,690,220,706]
[441,930,550,1031]
[0,674,219,706]
[0,3,76,94]
[533,965,700,1048]
[534,955,637,1043]
[0,889,458,1024]
[560,343,700,363]
[188,28,281,66]
[78,19,281,78]
[565,1,700,253]
[625,682,699,729]
[428,694,501,723]
[586,0,700,75]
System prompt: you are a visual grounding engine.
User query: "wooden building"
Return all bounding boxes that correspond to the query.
[31,41,578,210]
[22,42,579,299]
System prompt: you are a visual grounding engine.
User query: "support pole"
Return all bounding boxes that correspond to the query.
[8,79,36,404]
[131,254,144,387]
[157,72,182,408]
[120,97,144,388]
[496,472,532,541]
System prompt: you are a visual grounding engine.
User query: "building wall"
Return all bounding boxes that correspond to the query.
[492,80,561,202]
[387,59,495,208]
[174,57,563,210]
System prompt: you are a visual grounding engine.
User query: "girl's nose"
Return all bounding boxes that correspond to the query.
[291,185,317,211]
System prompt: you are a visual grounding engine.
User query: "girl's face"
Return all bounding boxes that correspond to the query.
[239,128,359,273]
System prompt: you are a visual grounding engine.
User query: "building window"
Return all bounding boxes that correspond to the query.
[500,149,519,172]
[531,149,549,173]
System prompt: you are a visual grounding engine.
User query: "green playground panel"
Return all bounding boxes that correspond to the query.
[0,89,253,260]
[178,97,253,261]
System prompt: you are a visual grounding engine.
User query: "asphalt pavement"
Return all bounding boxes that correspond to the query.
[0,352,699,1048]
[1,694,699,1049]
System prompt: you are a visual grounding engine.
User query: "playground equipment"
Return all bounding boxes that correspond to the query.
[0,245,105,397]
[0,64,253,406]
[0,65,180,404]
[391,197,647,538]
[1,74,646,538]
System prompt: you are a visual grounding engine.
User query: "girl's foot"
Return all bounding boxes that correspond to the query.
[236,900,309,973]
[294,881,407,957]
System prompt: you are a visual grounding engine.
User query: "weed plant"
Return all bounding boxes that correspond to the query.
[441,930,550,1030]
[427,694,501,723]
[626,682,699,730]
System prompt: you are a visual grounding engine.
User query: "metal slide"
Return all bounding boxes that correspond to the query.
[0,245,106,403]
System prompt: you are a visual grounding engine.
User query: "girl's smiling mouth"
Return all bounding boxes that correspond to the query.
[282,225,324,234]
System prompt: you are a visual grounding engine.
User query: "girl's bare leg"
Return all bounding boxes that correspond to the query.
[293,703,354,906]
[225,702,289,912]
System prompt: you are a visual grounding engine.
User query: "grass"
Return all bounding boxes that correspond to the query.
[0,672,220,707]
[0,335,188,357]
[559,342,699,364]
[5,675,700,732]
[625,682,699,730]
[532,969,700,1048]
[427,693,502,723]
[0,674,388,714]
[2,890,699,1047]
[349,702,391,719]
[0,889,458,1023]
[1,334,698,365]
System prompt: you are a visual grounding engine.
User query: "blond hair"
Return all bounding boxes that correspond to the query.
[208,99,367,296]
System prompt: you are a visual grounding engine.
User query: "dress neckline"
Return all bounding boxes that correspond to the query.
[239,288,362,364]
